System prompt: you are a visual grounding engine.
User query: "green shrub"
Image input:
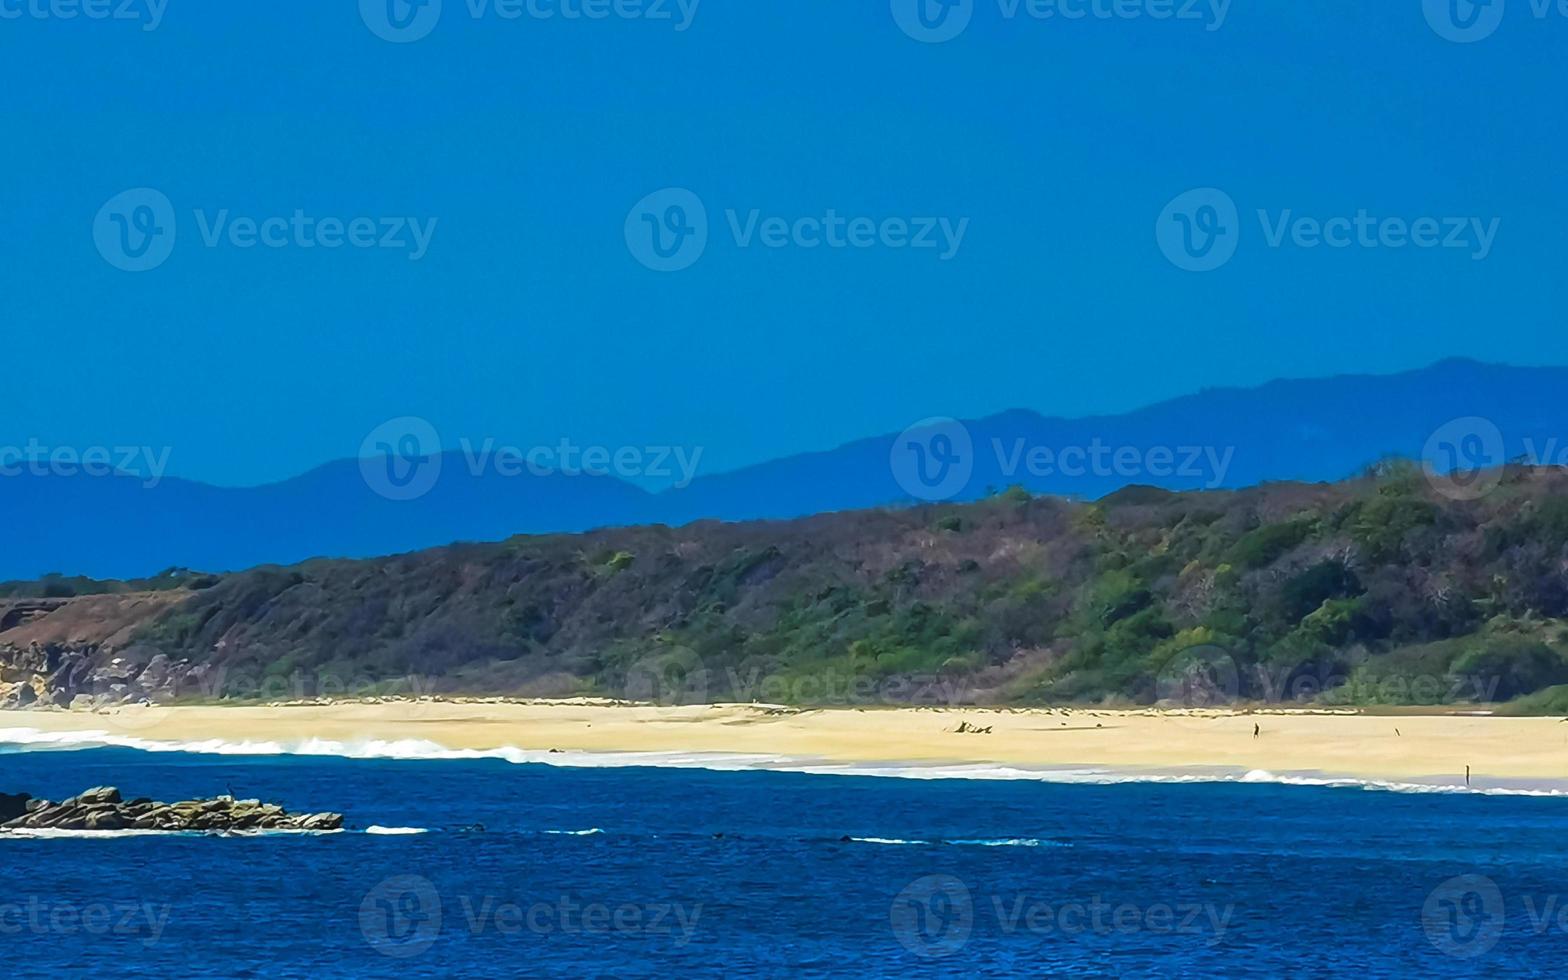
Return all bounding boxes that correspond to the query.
[1228,519,1314,569]
[1449,637,1568,702]
[1350,496,1439,561]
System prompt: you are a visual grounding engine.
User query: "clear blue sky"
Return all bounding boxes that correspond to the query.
[3,1,1564,486]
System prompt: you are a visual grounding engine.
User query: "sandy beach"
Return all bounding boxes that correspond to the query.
[4,701,1566,790]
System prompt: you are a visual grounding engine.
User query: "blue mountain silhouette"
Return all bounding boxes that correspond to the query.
[5,359,1559,580]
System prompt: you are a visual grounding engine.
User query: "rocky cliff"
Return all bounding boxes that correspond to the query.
[0,592,207,709]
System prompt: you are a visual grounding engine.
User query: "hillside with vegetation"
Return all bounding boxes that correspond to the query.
[10,463,1568,712]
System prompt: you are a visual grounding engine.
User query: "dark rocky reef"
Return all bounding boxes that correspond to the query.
[0,786,343,833]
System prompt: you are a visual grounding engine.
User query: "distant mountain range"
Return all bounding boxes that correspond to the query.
[8,358,1565,580]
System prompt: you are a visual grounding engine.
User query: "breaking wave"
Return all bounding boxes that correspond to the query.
[847,836,1065,847]
[3,728,1565,798]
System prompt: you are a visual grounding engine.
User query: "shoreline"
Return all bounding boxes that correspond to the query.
[4,701,1567,795]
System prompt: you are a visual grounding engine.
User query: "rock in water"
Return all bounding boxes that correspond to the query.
[0,792,29,823]
[0,787,344,834]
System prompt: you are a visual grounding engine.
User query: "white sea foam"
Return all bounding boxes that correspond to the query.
[1235,769,1568,798]
[543,828,603,836]
[949,838,1056,847]
[0,827,345,840]
[846,836,1062,847]
[849,837,930,846]
[3,727,1565,798]
[365,826,429,835]
[0,828,175,840]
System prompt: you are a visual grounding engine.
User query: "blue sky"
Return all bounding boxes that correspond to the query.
[2,1,1564,486]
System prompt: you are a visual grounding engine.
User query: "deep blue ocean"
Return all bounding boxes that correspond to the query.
[2,746,1564,977]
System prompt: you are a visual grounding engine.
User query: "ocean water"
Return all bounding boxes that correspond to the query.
[2,742,1565,977]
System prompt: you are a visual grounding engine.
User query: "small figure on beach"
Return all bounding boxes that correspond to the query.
[1253,723,1259,739]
